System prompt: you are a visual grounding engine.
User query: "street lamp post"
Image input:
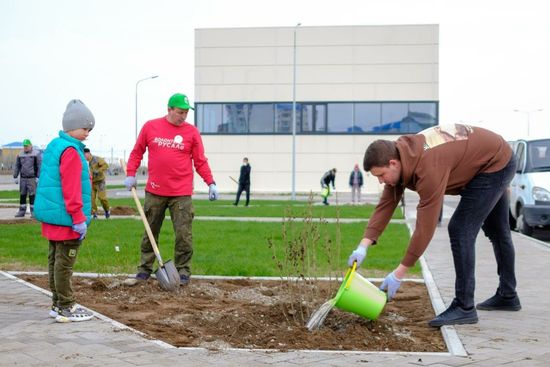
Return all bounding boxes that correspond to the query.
[135,75,159,140]
[291,23,301,201]
[514,108,543,137]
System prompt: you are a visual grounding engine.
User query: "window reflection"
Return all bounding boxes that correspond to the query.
[196,102,438,134]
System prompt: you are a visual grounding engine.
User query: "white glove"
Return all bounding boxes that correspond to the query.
[14,178,19,184]
[208,184,219,201]
[380,271,402,300]
[347,244,368,267]
[124,176,137,191]
[72,222,87,241]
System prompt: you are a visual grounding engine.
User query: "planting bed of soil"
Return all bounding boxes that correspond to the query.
[23,275,446,352]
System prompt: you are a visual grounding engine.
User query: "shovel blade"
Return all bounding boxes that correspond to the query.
[154,260,180,291]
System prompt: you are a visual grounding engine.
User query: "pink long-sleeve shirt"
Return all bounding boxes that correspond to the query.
[127,117,214,196]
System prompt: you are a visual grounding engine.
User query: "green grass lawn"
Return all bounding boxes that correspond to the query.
[0,219,417,276]
[0,190,403,219]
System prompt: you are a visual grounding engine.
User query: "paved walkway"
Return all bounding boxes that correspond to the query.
[1,194,550,366]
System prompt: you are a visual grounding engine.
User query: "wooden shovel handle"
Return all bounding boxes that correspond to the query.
[120,159,164,267]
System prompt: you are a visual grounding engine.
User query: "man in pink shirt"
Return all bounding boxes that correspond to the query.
[124,93,218,286]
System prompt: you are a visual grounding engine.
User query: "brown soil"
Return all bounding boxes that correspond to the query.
[108,206,137,215]
[23,275,446,352]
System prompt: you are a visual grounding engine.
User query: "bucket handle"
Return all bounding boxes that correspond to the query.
[344,261,357,290]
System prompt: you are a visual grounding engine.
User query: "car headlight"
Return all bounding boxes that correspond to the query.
[533,186,550,202]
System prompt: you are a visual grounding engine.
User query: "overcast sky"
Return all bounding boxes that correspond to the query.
[1,0,549,156]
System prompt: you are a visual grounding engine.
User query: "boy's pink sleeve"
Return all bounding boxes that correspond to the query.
[60,148,87,224]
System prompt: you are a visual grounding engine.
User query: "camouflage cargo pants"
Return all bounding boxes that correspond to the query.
[48,239,81,308]
[137,192,194,277]
[91,180,110,213]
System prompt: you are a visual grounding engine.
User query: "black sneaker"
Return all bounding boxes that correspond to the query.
[429,300,478,327]
[105,210,111,219]
[476,293,521,311]
[122,272,150,286]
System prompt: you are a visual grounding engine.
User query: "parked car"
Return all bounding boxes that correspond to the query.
[509,139,550,235]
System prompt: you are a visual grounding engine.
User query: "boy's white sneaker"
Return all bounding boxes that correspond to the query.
[55,305,94,323]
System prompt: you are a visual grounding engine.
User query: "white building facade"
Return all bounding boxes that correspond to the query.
[194,25,439,193]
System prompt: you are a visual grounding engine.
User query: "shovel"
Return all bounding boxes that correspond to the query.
[121,160,180,291]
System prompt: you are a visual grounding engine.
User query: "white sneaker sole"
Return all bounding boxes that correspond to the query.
[55,313,94,323]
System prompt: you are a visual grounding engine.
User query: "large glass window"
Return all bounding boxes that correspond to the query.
[379,103,408,133]
[275,103,301,133]
[248,104,274,133]
[406,103,437,132]
[222,104,248,133]
[354,103,381,133]
[302,104,326,133]
[327,103,353,132]
[196,101,438,134]
[199,104,223,133]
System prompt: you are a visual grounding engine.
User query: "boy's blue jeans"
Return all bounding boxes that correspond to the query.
[448,156,517,309]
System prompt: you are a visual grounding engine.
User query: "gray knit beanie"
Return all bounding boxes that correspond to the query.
[62,99,95,132]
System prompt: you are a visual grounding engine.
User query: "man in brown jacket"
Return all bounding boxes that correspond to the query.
[348,124,521,327]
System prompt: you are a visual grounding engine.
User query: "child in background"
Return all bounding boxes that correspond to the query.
[34,99,95,323]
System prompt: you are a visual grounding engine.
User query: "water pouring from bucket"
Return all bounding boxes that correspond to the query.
[306,262,387,331]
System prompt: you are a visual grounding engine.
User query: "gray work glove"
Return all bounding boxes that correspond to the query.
[347,244,368,267]
[380,271,402,301]
[14,178,19,184]
[124,176,137,191]
[72,222,87,240]
[208,184,219,201]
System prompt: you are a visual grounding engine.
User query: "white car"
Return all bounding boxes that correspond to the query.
[509,139,550,235]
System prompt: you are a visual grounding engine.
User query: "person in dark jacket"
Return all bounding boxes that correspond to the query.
[349,163,364,204]
[234,157,251,206]
[13,139,42,217]
[320,168,337,205]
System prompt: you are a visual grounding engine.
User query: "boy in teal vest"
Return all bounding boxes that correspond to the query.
[34,100,95,323]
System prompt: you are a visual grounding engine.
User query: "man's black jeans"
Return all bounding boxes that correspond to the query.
[448,156,517,309]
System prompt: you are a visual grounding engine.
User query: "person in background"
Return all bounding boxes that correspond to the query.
[123,93,218,287]
[349,163,364,204]
[84,148,111,219]
[13,139,41,217]
[33,99,95,323]
[320,168,337,205]
[233,157,251,206]
[347,124,520,327]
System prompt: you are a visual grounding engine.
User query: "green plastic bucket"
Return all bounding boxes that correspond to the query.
[333,263,387,320]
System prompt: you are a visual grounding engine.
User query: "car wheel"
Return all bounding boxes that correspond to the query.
[517,208,534,236]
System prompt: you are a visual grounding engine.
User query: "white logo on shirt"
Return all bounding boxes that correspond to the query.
[152,137,184,150]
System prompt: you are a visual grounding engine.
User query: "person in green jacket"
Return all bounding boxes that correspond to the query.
[84,148,111,219]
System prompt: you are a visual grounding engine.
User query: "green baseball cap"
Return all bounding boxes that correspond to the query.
[168,93,194,110]
[23,139,32,146]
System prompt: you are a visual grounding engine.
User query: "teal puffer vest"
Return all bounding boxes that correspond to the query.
[34,131,92,226]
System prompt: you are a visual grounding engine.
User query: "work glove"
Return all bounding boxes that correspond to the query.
[208,183,219,201]
[35,177,39,184]
[124,176,137,191]
[347,244,368,267]
[72,222,87,241]
[14,178,19,184]
[380,271,402,301]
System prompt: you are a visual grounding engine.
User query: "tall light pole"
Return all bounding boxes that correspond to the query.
[135,75,159,140]
[291,23,301,201]
[513,108,543,137]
